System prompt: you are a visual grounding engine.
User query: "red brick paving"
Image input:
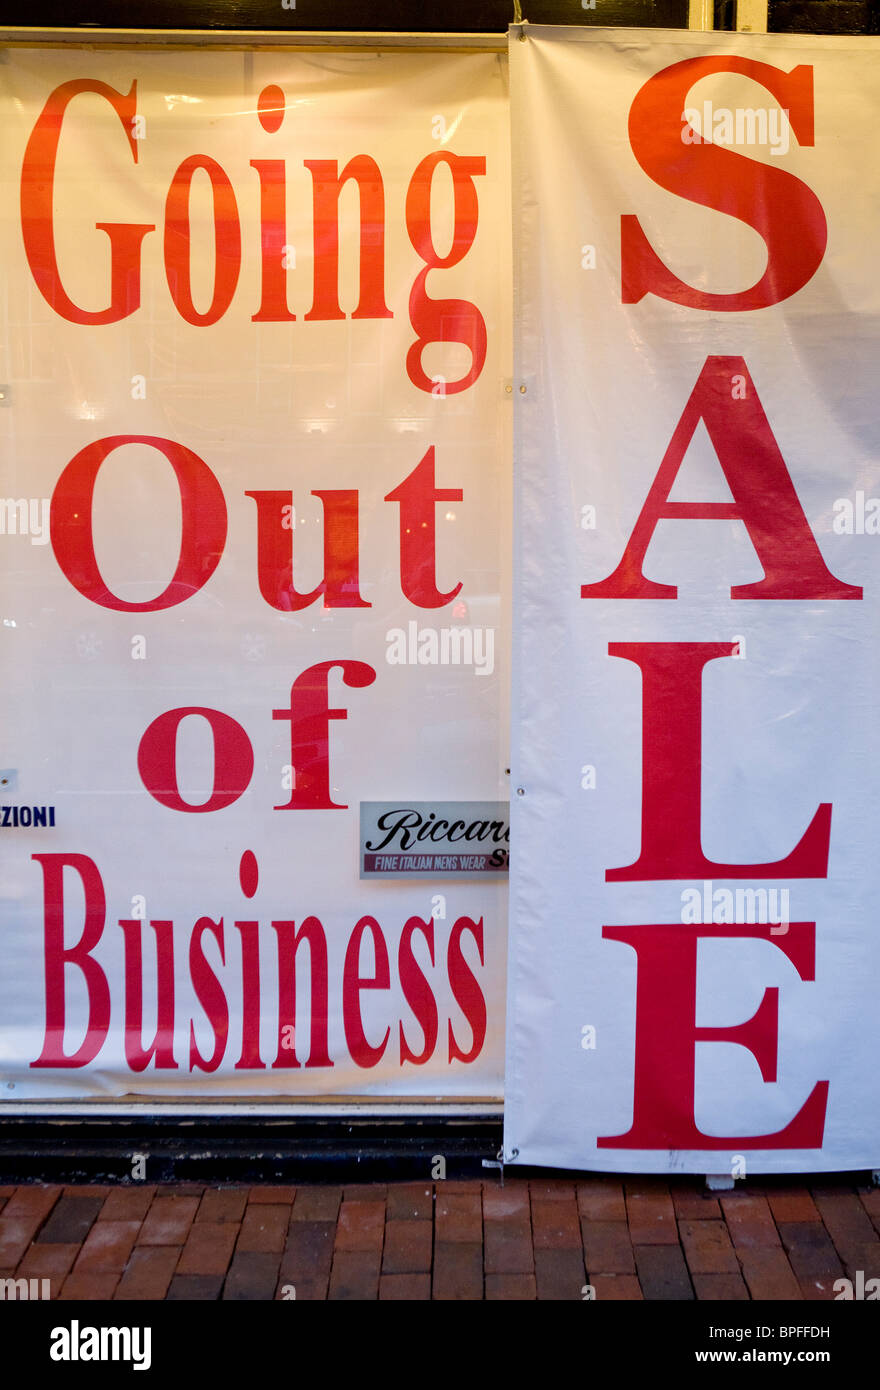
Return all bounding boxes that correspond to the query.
[678,1218,739,1275]
[483,1182,530,1220]
[335,1199,385,1252]
[432,1241,483,1300]
[73,1220,140,1273]
[167,1274,223,1300]
[237,1203,290,1253]
[288,1186,341,1222]
[485,1272,536,1299]
[99,1186,156,1223]
[137,1195,199,1246]
[635,1243,694,1300]
[279,1219,334,1291]
[18,1241,79,1279]
[196,1188,249,1225]
[58,1271,121,1301]
[672,1189,721,1222]
[767,1188,822,1224]
[176,1222,239,1276]
[531,1196,582,1248]
[385,1183,432,1220]
[581,1218,636,1274]
[576,1178,627,1222]
[591,1272,643,1300]
[484,1218,533,1274]
[739,1245,804,1300]
[814,1191,877,1260]
[0,1175,878,1299]
[436,1191,482,1243]
[534,1246,587,1299]
[626,1183,679,1245]
[36,1195,103,1245]
[692,1272,750,1300]
[720,1193,781,1249]
[223,1250,281,1300]
[247,1186,296,1206]
[328,1249,381,1300]
[379,1271,431,1300]
[114,1246,179,1300]
[382,1219,432,1273]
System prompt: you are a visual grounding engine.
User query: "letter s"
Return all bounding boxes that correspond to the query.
[622,57,826,311]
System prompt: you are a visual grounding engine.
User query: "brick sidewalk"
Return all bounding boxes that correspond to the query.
[1,1176,878,1300]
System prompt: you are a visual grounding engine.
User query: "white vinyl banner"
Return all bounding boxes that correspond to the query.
[0,47,511,1102]
[505,27,880,1172]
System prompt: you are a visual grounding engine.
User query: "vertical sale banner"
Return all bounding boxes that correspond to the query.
[0,47,511,1101]
[505,27,880,1171]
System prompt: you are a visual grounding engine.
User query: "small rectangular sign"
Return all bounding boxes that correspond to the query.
[359,802,510,877]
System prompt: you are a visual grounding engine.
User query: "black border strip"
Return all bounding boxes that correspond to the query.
[0,0,688,33]
[0,1114,504,1182]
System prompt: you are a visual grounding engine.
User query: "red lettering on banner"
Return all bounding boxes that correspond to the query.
[29,854,485,1074]
[622,57,826,310]
[119,919,178,1071]
[406,152,487,394]
[399,917,439,1065]
[18,80,489,395]
[250,157,297,322]
[343,916,391,1068]
[138,707,254,812]
[189,917,228,1072]
[31,854,111,1068]
[273,660,377,810]
[20,79,154,324]
[234,919,265,1070]
[304,157,392,321]
[246,488,369,610]
[598,922,828,1149]
[385,448,463,608]
[606,641,831,881]
[51,435,228,612]
[164,155,242,326]
[582,358,861,601]
[272,917,333,1069]
[53,440,465,614]
[447,915,487,1064]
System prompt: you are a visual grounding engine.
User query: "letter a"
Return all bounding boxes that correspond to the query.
[581,358,861,601]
